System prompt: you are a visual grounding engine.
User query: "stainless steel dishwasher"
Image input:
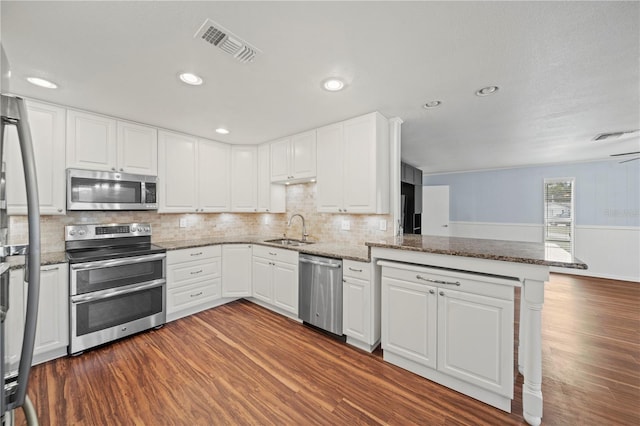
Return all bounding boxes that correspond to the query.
[298,254,343,336]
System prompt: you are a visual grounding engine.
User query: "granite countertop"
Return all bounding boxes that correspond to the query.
[366,234,588,269]
[7,251,68,270]
[155,235,371,262]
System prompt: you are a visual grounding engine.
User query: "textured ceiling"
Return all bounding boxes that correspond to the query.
[1,1,638,174]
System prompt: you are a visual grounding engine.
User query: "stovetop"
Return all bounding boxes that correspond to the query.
[66,242,166,264]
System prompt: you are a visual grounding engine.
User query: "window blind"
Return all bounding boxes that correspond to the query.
[544,178,574,254]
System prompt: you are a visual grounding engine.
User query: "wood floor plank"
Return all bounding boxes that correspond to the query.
[13,273,640,425]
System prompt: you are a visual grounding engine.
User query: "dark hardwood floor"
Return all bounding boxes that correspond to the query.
[15,273,640,425]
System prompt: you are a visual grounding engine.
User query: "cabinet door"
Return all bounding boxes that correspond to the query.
[231,146,258,212]
[437,289,514,397]
[5,269,25,373]
[343,276,370,341]
[158,131,198,213]
[117,121,158,175]
[5,100,66,215]
[198,139,230,212]
[291,130,316,179]
[382,277,437,368]
[66,110,117,171]
[272,260,298,315]
[269,138,290,182]
[343,114,376,213]
[258,144,285,213]
[252,257,272,303]
[316,123,344,213]
[31,264,69,363]
[222,245,253,297]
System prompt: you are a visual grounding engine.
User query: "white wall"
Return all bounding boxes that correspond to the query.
[449,221,639,282]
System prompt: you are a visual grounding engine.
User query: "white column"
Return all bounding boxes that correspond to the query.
[522,279,545,426]
[389,117,403,236]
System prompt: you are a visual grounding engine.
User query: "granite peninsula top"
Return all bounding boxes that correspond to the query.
[366,234,588,269]
[7,234,587,271]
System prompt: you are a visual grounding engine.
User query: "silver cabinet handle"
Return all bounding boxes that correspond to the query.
[119,168,124,172]
[348,267,363,272]
[442,224,449,228]
[190,270,203,275]
[111,167,116,171]
[416,275,460,286]
[268,252,277,256]
[190,292,203,298]
[429,289,435,294]
[41,266,60,272]
[190,252,203,257]
[439,291,445,296]
[57,208,63,212]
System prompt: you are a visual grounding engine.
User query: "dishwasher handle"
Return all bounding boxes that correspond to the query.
[299,257,342,269]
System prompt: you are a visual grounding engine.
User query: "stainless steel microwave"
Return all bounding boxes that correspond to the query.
[66,168,158,211]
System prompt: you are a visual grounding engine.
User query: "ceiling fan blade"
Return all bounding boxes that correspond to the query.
[610,151,640,157]
[618,157,640,164]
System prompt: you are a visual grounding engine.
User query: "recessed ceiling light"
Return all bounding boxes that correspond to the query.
[179,72,203,86]
[475,86,499,96]
[215,128,230,135]
[423,101,442,108]
[26,77,57,89]
[322,78,345,92]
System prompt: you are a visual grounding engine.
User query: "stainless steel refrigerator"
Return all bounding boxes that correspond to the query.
[0,92,42,423]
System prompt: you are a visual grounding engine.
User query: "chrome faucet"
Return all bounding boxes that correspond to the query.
[287,214,308,242]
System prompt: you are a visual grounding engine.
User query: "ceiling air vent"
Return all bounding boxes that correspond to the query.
[194,19,260,64]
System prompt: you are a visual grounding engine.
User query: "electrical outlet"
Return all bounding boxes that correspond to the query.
[379,219,387,231]
[179,218,187,228]
[341,220,350,231]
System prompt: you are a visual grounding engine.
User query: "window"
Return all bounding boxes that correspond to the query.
[544,178,575,254]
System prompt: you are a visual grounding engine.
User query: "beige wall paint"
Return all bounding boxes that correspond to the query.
[8,183,393,252]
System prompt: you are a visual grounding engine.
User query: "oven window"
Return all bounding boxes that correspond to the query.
[75,285,163,336]
[70,177,142,204]
[75,259,164,294]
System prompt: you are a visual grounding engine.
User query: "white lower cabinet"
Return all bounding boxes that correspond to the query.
[251,245,298,316]
[222,244,252,297]
[166,246,222,321]
[342,260,380,352]
[380,261,515,412]
[6,264,69,369]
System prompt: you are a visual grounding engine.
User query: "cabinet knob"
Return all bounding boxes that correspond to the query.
[266,209,270,212]
[429,289,435,294]
[111,167,116,171]
[57,208,63,212]
[439,291,445,296]
[343,209,347,212]
[119,168,124,172]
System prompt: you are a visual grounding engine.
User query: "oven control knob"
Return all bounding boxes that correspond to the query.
[145,227,150,232]
[132,227,138,232]
[69,229,76,236]
[78,230,86,236]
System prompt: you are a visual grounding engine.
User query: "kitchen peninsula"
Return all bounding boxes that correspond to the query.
[366,234,587,426]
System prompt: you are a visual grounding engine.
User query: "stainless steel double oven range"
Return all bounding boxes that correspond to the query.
[65,223,166,355]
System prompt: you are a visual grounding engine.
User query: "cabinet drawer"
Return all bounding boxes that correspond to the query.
[343,260,371,280]
[253,245,298,264]
[167,258,221,288]
[167,278,221,314]
[380,262,515,301]
[167,245,221,264]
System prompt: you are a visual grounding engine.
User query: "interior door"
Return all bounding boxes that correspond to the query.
[422,185,450,236]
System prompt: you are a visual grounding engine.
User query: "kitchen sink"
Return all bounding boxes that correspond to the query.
[264,238,315,247]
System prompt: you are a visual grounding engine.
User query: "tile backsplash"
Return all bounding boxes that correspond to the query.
[8,182,394,252]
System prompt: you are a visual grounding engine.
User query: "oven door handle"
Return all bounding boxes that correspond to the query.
[70,253,166,271]
[70,279,165,304]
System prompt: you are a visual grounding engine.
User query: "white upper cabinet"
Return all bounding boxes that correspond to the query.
[5,99,66,215]
[257,143,285,213]
[230,146,258,212]
[117,121,158,175]
[198,139,231,212]
[317,112,389,214]
[270,130,316,183]
[158,130,198,212]
[158,132,232,213]
[67,109,157,175]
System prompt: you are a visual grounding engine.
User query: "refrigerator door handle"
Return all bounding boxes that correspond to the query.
[2,95,41,411]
